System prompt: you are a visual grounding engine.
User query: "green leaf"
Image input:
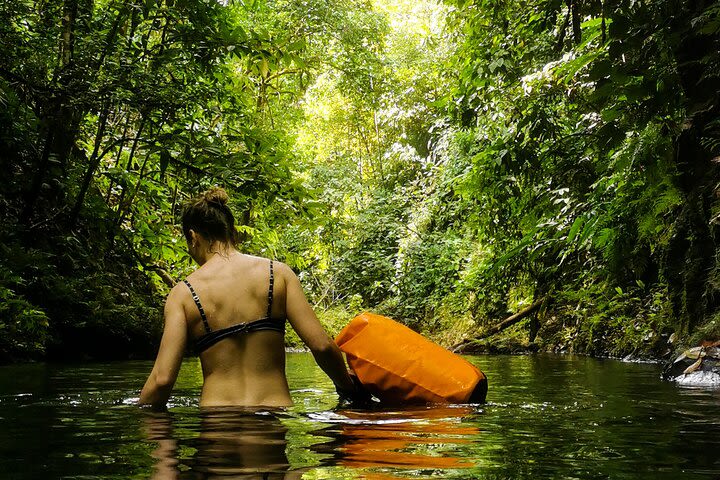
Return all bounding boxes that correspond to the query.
[567,216,585,244]
[601,108,620,122]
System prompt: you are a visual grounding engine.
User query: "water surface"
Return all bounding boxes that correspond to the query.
[1,354,718,479]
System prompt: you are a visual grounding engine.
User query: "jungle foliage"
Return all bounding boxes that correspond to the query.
[0,0,382,360]
[289,0,720,356]
[1,0,718,361]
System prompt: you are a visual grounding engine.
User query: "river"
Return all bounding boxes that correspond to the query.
[0,354,718,479]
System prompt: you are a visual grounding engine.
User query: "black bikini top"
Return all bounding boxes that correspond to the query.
[183,260,286,354]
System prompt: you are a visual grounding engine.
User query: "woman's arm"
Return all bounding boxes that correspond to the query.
[139,285,188,409]
[281,263,355,395]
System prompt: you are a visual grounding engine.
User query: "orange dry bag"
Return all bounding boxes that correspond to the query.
[335,312,488,404]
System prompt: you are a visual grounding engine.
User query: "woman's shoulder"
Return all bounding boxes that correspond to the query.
[239,254,292,271]
[166,281,193,309]
[242,256,296,284]
[235,253,278,271]
[271,259,294,276]
[185,253,295,285]
[237,253,270,264]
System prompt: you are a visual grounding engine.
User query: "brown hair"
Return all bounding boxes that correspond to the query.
[181,187,238,247]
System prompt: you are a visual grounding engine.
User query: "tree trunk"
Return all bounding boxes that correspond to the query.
[482,298,546,337]
[21,0,88,225]
[452,298,546,352]
[20,130,54,226]
[67,99,112,227]
[107,115,146,249]
[569,0,582,45]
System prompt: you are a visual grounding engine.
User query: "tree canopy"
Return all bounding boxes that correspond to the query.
[1,0,718,361]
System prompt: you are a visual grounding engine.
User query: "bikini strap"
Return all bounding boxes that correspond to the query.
[183,280,211,333]
[266,260,274,318]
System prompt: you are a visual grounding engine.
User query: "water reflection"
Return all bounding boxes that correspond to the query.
[143,408,304,479]
[143,405,480,479]
[312,406,479,470]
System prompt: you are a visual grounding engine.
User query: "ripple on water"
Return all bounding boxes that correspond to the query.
[0,354,719,479]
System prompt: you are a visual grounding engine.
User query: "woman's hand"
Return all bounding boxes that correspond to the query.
[336,370,374,407]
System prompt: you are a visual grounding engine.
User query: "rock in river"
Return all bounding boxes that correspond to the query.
[662,342,720,387]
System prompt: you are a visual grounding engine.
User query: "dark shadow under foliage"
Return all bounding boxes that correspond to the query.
[0,191,162,362]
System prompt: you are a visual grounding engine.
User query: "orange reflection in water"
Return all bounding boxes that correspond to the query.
[337,406,479,470]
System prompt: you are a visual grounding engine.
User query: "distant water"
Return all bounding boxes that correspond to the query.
[1,353,719,479]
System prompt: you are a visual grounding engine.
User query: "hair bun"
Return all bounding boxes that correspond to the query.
[203,187,229,206]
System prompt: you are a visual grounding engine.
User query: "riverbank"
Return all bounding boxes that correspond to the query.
[3,278,718,364]
[429,317,675,361]
[404,306,719,363]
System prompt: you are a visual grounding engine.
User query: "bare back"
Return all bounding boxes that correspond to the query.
[181,253,292,407]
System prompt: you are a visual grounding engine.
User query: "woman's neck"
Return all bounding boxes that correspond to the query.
[196,242,237,265]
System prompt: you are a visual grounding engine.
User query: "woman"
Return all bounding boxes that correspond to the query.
[139,187,357,408]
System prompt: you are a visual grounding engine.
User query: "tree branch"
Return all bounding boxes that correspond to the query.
[452,298,547,352]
